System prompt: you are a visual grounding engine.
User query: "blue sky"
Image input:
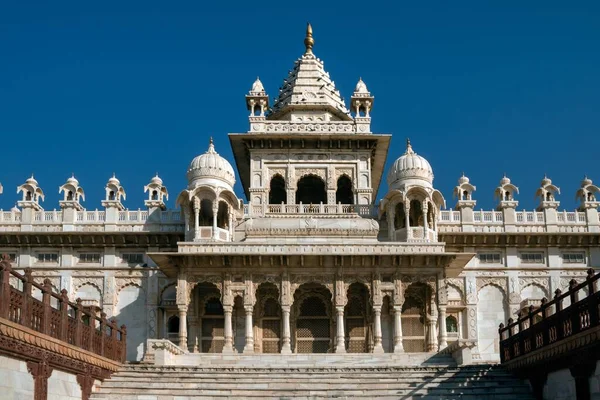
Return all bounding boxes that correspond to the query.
[0,2,598,211]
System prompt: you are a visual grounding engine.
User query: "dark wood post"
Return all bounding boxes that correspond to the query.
[99,312,107,357]
[74,298,83,347]
[41,279,53,336]
[27,360,53,400]
[569,279,579,335]
[110,318,118,361]
[120,324,127,363]
[88,311,96,352]
[59,289,69,342]
[22,268,33,328]
[0,254,12,319]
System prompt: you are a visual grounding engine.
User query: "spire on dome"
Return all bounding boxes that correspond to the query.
[405,138,414,154]
[207,137,216,153]
[304,23,314,54]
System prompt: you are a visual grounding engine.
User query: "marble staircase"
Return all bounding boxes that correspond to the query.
[91,355,534,399]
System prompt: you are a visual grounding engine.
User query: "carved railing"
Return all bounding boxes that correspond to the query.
[499,268,600,364]
[0,255,126,363]
[244,203,376,218]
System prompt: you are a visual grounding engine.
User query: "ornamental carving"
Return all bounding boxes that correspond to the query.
[518,277,550,298]
[295,168,326,182]
[476,277,508,300]
[72,277,104,295]
[268,168,286,180]
[33,276,60,292]
[115,277,145,294]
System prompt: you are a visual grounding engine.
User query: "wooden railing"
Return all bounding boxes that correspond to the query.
[499,268,600,364]
[0,254,126,363]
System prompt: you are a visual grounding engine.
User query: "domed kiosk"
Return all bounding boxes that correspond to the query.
[380,139,445,242]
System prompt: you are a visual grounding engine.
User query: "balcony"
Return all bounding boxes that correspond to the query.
[194,226,231,242]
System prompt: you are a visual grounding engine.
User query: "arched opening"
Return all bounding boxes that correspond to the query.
[462,190,469,200]
[199,199,214,226]
[335,175,354,205]
[446,316,458,333]
[505,191,511,201]
[409,200,423,227]
[189,282,223,353]
[269,175,287,204]
[296,175,326,205]
[427,202,434,228]
[152,190,158,200]
[255,282,281,354]
[477,284,508,361]
[293,283,332,353]
[67,191,73,201]
[394,202,406,229]
[217,202,229,229]
[167,315,180,341]
[26,191,32,201]
[402,283,428,352]
[344,282,369,353]
[381,296,394,353]
[108,191,115,201]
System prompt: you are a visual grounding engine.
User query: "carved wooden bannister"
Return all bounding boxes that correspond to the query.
[499,268,599,364]
[0,254,126,363]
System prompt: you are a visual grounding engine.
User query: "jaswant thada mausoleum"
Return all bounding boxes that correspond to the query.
[0,25,598,369]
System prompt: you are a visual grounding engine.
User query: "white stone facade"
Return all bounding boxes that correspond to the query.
[0,25,597,364]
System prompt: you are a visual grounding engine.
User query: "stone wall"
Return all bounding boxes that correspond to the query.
[48,369,82,400]
[0,355,34,399]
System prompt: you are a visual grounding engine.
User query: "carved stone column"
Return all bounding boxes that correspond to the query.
[212,204,219,239]
[281,305,292,354]
[193,199,200,240]
[422,201,429,240]
[27,360,53,400]
[177,306,188,350]
[438,305,448,350]
[243,306,254,353]
[393,306,404,353]
[222,305,234,353]
[335,306,346,353]
[372,306,384,354]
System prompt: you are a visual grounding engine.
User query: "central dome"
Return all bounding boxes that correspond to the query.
[187,139,236,190]
[387,139,434,188]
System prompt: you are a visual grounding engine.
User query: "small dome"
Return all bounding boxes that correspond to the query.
[354,78,369,94]
[66,175,79,186]
[108,174,120,186]
[25,175,38,186]
[150,174,163,186]
[11,204,19,212]
[250,77,265,94]
[387,139,434,187]
[541,175,552,186]
[582,176,593,187]
[458,174,470,185]
[187,138,236,189]
[500,175,511,186]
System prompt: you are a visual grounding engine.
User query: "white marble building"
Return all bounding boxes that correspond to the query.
[0,25,597,364]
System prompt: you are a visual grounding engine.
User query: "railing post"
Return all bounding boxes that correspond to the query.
[120,324,127,363]
[99,312,107,357]
[587,269,599,328]
[507,317,514,360]
[22,269,33,328]
[110,318,118,361]
[569,279,580,334]
[74,298,83,347]
[498,323,505,362]
[0,254,12,319]
[540,298,549,347]
[41,279,53,335]
[59,289,69,342]
[587,268,596,295]
[88,311,95,351]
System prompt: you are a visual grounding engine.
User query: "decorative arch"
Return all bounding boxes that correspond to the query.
[269,174,287,205]
[296,174,327,205]
[520,282,549,299]
[476,281,507,303]
[335,175,354,205]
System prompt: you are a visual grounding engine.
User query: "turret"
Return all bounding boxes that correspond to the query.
[59,175,85,228]
[576,176,600,232]
[145,174,168,221]
[535,175,560,232]
[101,174,126,226]
[16,176,44,227]
[494,175,519,232]
[454,174,476,232]
[350,78,374,133]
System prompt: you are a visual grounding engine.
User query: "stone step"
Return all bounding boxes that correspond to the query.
[91,365,534,400]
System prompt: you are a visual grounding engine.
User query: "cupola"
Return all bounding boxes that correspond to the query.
[17,175,44,210]
[387,139,434,190]
[59,175,85,210]
[102,174,126,210]
[494,175,519,209]
[187,138,236,192]
[145,174,168,210]
[576,176,600,210]
[535,175,560,210]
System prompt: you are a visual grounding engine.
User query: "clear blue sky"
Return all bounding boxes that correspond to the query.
[1,2,598,211]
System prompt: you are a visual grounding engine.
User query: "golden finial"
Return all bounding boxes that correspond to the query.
[304,23,314,54]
